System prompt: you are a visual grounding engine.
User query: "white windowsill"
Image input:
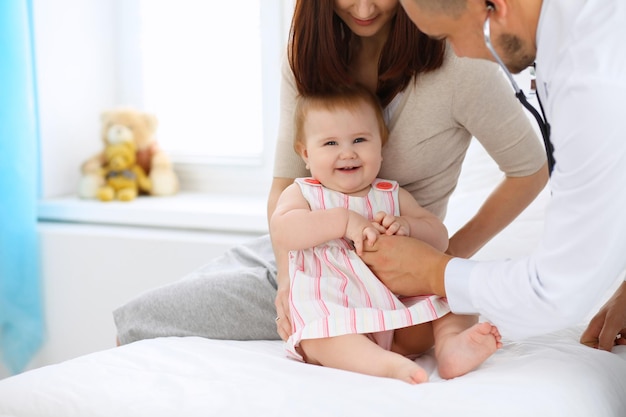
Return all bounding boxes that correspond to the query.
[37,192,269,235]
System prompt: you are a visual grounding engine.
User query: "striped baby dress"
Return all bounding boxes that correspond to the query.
[285,177,450,361]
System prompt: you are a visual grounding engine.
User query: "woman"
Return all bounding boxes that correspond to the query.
[113,0,548,347]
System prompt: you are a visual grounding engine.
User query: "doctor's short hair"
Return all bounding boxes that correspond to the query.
[410,0,467,17]
[293,84,390,154]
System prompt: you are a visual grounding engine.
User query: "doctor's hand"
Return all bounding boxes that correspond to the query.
[360,235,451,297]
[580,281,626,351]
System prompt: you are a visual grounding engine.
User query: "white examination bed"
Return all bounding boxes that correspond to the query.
[1,141,625,417]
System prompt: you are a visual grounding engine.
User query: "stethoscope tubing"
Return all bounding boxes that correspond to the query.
[483,9,555,174]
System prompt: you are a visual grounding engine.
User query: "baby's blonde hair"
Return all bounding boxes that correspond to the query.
[293,84,389,154]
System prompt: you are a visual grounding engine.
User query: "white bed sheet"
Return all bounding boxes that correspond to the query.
[1,327,625,417]
[2,141,626,416]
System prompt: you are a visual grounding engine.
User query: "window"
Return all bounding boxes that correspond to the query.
[33,0,296,232]
[139,1,263,160]
[118,0,293,196]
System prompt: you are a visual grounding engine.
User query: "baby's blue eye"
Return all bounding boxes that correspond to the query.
[324,140,337,146]
[354,137,366,143]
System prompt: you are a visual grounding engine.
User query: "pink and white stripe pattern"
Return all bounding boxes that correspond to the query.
[286,178,450,360]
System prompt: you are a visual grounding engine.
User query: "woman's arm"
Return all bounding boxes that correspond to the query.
[267,177,295,341]
[446,56,549,258]
[447,163,549,258]
[267,54,309,340]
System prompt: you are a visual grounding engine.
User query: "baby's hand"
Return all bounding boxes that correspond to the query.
[346,211,380,255]
[359,226,380,255]
[373,211,410,236]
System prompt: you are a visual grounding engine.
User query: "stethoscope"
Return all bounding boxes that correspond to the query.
[483,6,556,174]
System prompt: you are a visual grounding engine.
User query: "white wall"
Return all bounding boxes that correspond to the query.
[0,223,261,379]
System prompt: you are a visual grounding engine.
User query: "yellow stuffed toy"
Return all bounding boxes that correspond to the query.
[79,108,179,199]
[97,140,151,202]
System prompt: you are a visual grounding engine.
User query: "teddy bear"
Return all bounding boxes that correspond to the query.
[97,140,152,202]
[78,107,179,199]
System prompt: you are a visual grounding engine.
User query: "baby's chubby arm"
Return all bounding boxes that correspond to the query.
[372,187,449,252]
[270,183,376,253]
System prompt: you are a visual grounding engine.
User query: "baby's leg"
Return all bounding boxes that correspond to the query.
[391,322,435,357]
[300,334,429,384]
[432,314,502,379]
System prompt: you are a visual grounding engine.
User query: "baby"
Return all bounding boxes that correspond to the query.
[270,85,501,384]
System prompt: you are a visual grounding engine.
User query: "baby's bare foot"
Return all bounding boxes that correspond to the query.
[437,322,502,379]
[391,361,429,384]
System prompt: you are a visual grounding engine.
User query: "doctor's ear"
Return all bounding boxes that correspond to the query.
[486,1,495,12]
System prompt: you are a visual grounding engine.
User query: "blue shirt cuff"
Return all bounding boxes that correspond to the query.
[444,257,478,314]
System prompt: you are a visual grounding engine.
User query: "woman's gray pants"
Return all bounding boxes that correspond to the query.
[113,234,279,345]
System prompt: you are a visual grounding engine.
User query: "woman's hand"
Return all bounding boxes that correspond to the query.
[361,235,451,297]
[580,281,626,351]
[274,277,292,341]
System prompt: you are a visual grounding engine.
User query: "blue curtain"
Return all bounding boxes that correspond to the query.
[0,0,44,375]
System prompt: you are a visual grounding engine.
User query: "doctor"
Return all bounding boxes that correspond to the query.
[362,0,626,351]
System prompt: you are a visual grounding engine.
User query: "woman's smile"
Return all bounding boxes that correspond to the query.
[352,16,378,26]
